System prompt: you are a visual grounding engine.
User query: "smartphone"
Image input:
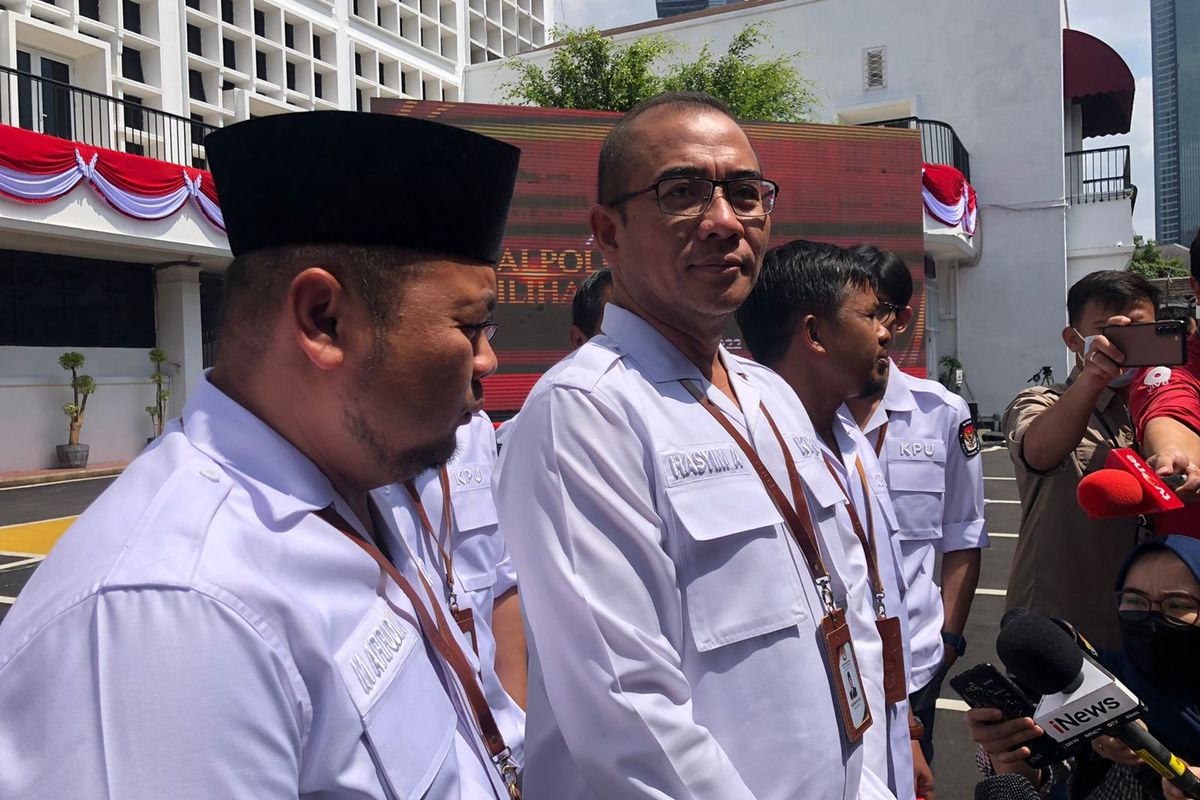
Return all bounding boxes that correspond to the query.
[949,662,1074,768]
[1101,320,1188,368]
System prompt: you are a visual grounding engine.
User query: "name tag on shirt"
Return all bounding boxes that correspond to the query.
[887,438,945,462]
[789,432,823,462]
[658,443,750,488]
[448,462,489,492]
[336,597,419,716]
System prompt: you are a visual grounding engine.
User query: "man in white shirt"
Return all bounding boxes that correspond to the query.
[495,91,895,800]
[843,246,988,765]
[0,112,522,799]
[374,411,527,757]
[737,238,925,800]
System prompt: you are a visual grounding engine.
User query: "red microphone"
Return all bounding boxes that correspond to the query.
[1077,448,1185,519]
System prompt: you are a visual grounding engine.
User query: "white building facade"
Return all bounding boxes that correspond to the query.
[463,0,1137,419]
[0,0,550,472]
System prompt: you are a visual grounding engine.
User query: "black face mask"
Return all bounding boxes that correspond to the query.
[1119,612,1200,687]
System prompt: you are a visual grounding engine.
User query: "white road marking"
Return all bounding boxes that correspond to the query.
[0,515,78,529]
[976,588,1008,597]
[984,476,1016,481]
[984,499,1021,505]
[0,556,43,570]
[0,596,15,604]
[989,532,1019,539]
[0,475,116,492]
[936,698,971,712]
[982,445,1005,453]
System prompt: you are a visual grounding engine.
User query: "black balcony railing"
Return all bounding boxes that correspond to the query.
[859,117,971,181]
[0,65,217,169]
[1065,145,1136,206]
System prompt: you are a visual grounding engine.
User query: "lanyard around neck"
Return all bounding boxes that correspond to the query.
[402,468,458,610]
[821,454,888,619]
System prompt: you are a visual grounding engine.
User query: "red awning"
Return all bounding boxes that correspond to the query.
[1063,29,1134,138]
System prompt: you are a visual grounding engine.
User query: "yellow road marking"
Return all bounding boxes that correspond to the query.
[0,516,77,556]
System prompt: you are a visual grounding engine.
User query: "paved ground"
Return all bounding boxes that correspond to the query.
[0,450,1023,797]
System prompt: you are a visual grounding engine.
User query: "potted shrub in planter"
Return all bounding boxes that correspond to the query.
[57,352,96,469]
[144,347,170,444]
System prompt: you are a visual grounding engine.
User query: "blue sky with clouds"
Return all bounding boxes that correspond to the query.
[555,0,1157,238]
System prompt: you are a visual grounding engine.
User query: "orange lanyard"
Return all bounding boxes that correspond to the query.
[822,454,888,619]
[402,468,458,611]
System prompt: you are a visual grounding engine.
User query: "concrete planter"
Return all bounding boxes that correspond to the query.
[56,443,90,469]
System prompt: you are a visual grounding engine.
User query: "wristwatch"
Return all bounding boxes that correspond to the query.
[941,631,967,657]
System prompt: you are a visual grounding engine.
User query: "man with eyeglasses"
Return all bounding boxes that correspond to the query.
[842,245,987,768]
[495,92,897,799]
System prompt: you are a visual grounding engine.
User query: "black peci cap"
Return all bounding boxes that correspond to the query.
[205,111,520,264]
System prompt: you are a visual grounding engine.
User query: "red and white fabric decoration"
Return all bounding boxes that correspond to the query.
[0,124,223,231]
[922,162,976,236]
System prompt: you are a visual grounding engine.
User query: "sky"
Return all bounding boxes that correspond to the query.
[554,0,1157,238]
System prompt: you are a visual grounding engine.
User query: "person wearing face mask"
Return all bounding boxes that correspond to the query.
[965,535,1200,800]
[1002,271,1160,651]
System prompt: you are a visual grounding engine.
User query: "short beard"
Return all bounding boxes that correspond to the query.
[857,374,888,400]
[345,404,458,484]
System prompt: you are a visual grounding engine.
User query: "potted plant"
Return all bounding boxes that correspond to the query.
[57,352,96,469]
[145,347,170,443]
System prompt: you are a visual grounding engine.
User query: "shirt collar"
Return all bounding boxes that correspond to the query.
[860,359,917,434]
[183,372,342,526]
[599,303,728,384]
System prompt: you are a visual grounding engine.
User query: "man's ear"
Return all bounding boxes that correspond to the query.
[1061,324,1084,353]
[894,305,914,334]
[568,325,588,350]
[800,313,827,355]
[589,204,621,262]
[288,267,350,370]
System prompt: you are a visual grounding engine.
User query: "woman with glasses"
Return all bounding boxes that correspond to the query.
[966,535,1200,799]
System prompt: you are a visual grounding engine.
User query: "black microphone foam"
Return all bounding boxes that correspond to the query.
[974,773,1041,800]
[999,606,1030,629]
[997,613,1084,695]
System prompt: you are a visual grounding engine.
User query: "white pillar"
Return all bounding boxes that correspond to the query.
[155,265,204,418]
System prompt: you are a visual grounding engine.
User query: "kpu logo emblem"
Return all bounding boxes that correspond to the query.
[958,420,981,458]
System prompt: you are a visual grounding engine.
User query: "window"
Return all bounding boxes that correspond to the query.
[285,61,296,91]
[0,250,156,348]
[378,62,385,84]
[186,0,200,8]
[355,88,363,111]
[312,34,322,60]
[221,0,234,23]
[187,24,203,55]
[123,0,142,34]
[80,0,101,20]
[121,48,145,83]
[354,52,362,76]
[126,142,145,156]
[284,22,294,48]
[188,69,206,101]
[253,8,265,36]
[863,46,886,90]
[122,94,144,130]
[314,72,323,98]
[255,50,267,80]
[223,37,236,70]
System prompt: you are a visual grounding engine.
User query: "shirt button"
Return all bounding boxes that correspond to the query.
[199,465,221,482]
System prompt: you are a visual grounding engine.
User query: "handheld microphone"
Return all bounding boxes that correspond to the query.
[998,612,1200,799]
[1076,448,1184,519]
[1001,607,1102,662]
[974,774,1040,800]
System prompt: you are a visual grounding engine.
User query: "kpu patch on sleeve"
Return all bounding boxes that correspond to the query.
[958,419,981,458]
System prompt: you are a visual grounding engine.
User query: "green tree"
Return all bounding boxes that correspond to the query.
[1129,234,1189,279]
[501,26,676,112]
[661,23,817,122]
[502,23,817,123]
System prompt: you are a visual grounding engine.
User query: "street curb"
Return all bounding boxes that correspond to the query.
[0,463,127,489]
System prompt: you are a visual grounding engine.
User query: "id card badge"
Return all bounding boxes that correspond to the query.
[876,616,907,704]
[820,609,872,743]
[452,605,479,658]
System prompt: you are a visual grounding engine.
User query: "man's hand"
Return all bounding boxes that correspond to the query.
[1090,734,1141,767]
[1147,448,1200,498]
[964,707,1043,786]
[1077,315,1131,389]
[1163,766,1200,799]
[912,740,935,800]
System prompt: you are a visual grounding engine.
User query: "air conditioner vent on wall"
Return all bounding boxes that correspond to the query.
[864,46,886,90]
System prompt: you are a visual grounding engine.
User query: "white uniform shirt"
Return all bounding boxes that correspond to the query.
[494,305,895,800]
[373,412,525,763]
[0,376,504,799]
[860,363,988,691]
[833,408,917,800]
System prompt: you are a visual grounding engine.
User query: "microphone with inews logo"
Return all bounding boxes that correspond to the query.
[1076,448,1185,520]
[997,611,1200,799]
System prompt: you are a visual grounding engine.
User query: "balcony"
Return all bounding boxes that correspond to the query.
[0,65,217,168]
[860,116,971,181]
[1065,145,1136,282]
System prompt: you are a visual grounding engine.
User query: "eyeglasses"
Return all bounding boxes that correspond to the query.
[1116,589,1200,627]
[874,300,904,325]
[606,176,779,218]
[461,321,499,343]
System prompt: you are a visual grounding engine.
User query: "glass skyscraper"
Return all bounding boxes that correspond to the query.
[656,0,746,19]
[1151,0,1200,245]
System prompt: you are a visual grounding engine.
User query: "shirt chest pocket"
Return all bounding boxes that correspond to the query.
[885,442,946,540]
[450,487,501,603]
[667,474,809,652]
[337,600,458,800]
